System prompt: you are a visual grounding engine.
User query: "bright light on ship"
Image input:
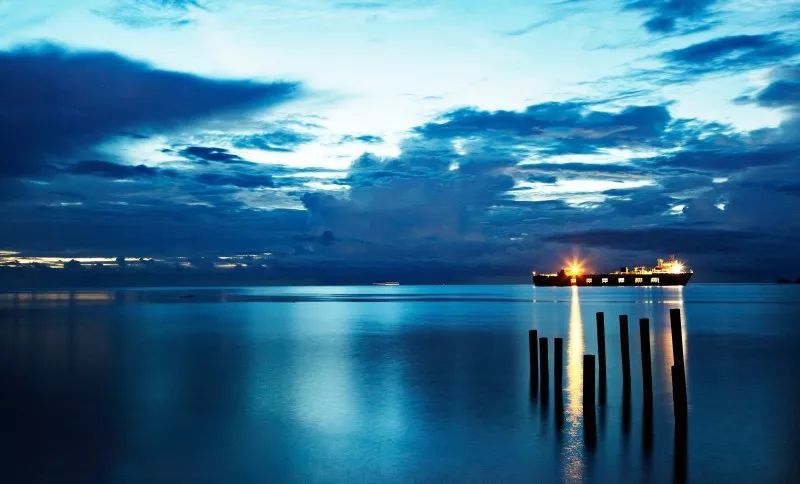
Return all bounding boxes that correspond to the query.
[564,258,584,276]
[670,262,685,274]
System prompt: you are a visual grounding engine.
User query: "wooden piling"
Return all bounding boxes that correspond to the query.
[619,315,631,394]
[539,337,549,399]
[639,318,653,407]
[596,312,606,405]
[554,337,563,399]
[528,329,538,395]
[670,308,685,368]
[583,354,595,410]
[583,354,597,449]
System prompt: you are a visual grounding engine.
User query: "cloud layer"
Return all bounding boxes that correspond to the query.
[1,0,800,283]
[0,43,298,178]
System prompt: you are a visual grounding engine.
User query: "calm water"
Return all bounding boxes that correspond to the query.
[1,284,799,483]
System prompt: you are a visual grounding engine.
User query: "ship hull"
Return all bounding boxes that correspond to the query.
[532,272,692,287]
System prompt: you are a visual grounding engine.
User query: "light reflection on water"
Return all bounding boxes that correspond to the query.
[563,285,585,481]
[0,284,799,482]
[0,291,113,302]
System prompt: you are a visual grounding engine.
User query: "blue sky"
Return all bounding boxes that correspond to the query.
[1,0,799,282]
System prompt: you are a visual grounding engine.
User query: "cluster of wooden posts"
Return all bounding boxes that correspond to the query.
[528,308,689,444]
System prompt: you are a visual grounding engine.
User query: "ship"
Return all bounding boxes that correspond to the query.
[532,256,692,287]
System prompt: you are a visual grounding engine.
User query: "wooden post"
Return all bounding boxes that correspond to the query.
[583,354,595,409]
[620,315,631,394]
[583,354,597,449]
[639,318,653,407]
[539,337,549,400]
[596,312,606,405]
[554,337,563,399]
[528,329,538,396]
[670,308,685,368]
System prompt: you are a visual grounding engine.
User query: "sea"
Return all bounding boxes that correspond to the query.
[1,284,798,483]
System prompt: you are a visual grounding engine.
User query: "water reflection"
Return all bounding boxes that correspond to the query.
[659,287,688,383]
[561,285,585,481]
[1,284,797,482]
[0,291,113,303]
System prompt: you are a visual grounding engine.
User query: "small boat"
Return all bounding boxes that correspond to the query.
[533,256,692,287]
[372,281,400,286]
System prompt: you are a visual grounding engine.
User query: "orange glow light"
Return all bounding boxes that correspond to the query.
[564,257,584,276]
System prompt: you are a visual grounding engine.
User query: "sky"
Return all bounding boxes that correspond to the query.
[0,0,799,283]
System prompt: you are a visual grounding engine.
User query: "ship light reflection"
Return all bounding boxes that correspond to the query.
[562,285,585,481]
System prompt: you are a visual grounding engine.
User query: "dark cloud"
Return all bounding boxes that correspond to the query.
[643,142,796,172]
[179,146,248,164]
[95,0,206,28]
[519,162,641,175]
[0,201,306,256]
[65,157,298,189]
[0,43,298,179]
[661,33,799,76]
[546,226,758,253]
[233,129,317,152]
[67,160,163,178]
[417,102,673,154]
[750,65,800,108]
[624,0,719,34]
[194,172,274,188]
[594,33,799,94]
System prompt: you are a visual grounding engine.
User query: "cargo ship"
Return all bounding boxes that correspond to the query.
[532,256,692,287]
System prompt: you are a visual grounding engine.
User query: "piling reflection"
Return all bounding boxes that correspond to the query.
[620,315,632,437]
[561,285,585,481]
[640,317,654,457]
[554,337,564,431]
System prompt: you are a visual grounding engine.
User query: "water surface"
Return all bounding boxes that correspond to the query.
[1,284,798,482]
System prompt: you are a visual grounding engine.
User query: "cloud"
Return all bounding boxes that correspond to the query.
[417,102,673,154]
[194,172,274,188]
[624,0,720,34]
[749,64,800,108]
[0,201,306,256]
[233,129,317,152]
[179,146,248,164]
[0,43,298,179]
[3,49,800,282]
[291,87,800,280]
[67,160,165,178]
[661,33,799,76]
[594,33,799,97]
[502,18,557,37]
[546,226,758,253]
[339,134,384,144]
[518,162,642,175]
[95,0,207,28]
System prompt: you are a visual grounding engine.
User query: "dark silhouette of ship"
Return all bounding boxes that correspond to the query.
[532,256,692,287]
